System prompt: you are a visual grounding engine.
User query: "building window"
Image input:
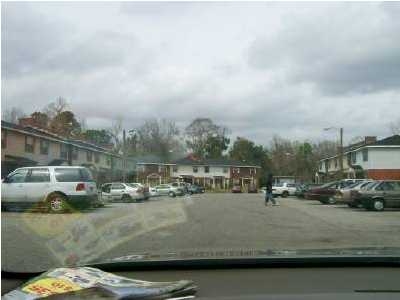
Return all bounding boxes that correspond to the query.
[39,139,49,155]
[87,151,93,162]
[2,130,7,149]
[362,148,368,162]
[327,160,331,169]
[351,152,357,164]
[193,166,198,173]
[223,167,228,173]
[347,153,351,165]
[71,147,78,160]
[204,166,210,173]
[334,158,338,168]
[173,166,178,172]
[60,144,68,159]
[319,163,323,170]
[94,153,100,163]
[25,136,35,153]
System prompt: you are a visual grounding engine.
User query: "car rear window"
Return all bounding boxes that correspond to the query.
[54,168,94,182]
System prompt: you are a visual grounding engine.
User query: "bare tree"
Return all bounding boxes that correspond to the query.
[2,107,26,124]
[108,116,124,153]
[44,97,69,119]
[185,118,229,158]
[134,118,183,159]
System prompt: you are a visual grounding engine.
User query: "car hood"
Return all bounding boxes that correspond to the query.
[96,247,400,267]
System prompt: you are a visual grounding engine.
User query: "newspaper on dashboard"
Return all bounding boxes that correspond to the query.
[3,267,196,299]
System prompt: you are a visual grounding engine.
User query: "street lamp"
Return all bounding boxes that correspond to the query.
[323,126,344,179]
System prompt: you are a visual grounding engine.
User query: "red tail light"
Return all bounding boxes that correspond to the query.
[76,183,85,191]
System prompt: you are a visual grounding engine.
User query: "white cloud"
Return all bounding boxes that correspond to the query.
[2,2,400,146]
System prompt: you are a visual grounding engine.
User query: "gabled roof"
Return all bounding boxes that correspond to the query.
[2,119,121,156]
[173,157,261,167]
[371,135,400,146]
[134,154,170,164]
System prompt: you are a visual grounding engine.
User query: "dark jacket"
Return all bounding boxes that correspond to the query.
[266,175,273,193]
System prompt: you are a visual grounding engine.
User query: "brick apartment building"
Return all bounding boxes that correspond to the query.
[136,154,261,190]
[317,135,400,181]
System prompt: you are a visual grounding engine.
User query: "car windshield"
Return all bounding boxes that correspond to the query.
[2,2,400,274]
[344,182,362,189]
[126,183,139,188]
[366,182,380,190]
[319,182,337,189]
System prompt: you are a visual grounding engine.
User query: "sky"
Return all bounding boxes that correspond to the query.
[2,1,400,146]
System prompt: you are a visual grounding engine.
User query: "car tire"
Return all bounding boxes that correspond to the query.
[47,193,70,213]
[328,197,336,205]
[169,191,176,197]
[122,194,132,203]
[372,199,385,211]
[282,191,289,198]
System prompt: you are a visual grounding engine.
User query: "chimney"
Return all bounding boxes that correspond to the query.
[364,136,377,145]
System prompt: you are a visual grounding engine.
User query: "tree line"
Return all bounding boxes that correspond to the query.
[4,97,349,184]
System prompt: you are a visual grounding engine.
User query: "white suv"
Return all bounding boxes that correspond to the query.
[1,166,98,213]
[272,182,297,197]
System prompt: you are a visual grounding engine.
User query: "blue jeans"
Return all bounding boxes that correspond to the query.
[265,191,276,204]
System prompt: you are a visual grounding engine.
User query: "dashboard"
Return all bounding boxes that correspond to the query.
[2,267,400,299]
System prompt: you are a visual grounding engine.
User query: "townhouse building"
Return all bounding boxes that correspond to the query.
[136,154,261,190]
[1,120,135,184]
[317,135,400,181]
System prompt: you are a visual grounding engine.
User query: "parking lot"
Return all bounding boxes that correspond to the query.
[2,193,400,272]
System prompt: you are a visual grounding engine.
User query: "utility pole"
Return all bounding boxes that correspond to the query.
[323,126,344,179]
[339,127,344,179]
[123,129,126,182]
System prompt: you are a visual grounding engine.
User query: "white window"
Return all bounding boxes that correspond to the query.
[362,148,368,162]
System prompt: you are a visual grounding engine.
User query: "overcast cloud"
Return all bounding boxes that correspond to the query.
[2,2,400,146]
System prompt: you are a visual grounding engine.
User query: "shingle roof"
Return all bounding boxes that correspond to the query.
[173,157,260,167]
[134,154,169,164]
[2,120,118,155]
[372,135,400,146]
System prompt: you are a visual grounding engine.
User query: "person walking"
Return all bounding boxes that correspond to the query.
[265,173,278,206]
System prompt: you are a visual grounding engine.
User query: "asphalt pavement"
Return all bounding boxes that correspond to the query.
[2,193,400,272]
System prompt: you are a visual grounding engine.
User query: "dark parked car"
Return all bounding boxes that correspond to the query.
[232,185,242,193]
[188,184,205,194]
[295,183,321,198]
[304,181,339,204]
[305,180,363,204]
[356,180,400,211]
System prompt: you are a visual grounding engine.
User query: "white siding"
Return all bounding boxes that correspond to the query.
[171,165,230,178]
[367,147,400,169]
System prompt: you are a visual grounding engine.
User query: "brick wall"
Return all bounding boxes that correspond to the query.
[367,169,400,180]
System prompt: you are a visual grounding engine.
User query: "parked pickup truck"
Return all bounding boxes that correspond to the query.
[272,182,297,197]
